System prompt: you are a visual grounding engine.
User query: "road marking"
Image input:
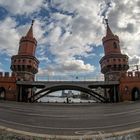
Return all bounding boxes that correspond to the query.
[75,130,104,135]
[0,118,140,130]
[75,130,97,135]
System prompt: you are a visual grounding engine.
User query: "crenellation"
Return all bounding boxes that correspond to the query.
[5,72,9,77]
[122,71,140,79]
[0,72,3,77]
[0,72,16,78]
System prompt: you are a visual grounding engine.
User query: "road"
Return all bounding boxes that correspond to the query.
[0,101,140,136]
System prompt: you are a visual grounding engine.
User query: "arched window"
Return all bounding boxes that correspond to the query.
[113,42,117,48]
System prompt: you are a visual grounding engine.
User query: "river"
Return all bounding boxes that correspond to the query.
[39,96,96,103]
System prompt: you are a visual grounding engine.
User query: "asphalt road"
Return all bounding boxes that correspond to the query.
[0,101,140,136]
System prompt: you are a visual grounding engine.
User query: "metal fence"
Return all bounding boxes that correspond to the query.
[35,74,104,81]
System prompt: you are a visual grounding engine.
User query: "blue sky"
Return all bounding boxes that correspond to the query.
[0,0,140,81]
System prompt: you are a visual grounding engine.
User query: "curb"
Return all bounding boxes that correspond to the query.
[0,125,140,139]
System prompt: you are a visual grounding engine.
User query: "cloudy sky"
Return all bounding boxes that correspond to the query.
[0,0,140,81]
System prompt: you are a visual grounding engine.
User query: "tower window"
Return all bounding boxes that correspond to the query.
[113,59,116,61]
[113,42,117,48]
[21,65,25,71]
[118,65,121,69]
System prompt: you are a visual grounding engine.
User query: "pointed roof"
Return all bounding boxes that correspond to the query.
[26,20,34,38]
[105,19,114,36]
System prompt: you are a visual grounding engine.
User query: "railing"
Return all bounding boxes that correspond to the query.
[35,74,104,81]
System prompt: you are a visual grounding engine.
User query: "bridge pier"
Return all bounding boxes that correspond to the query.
[108,85,119,103]
[17,85,22,102]
[114,85,119,102]
[17,85,31,102]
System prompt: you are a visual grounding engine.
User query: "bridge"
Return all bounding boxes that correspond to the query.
[16,80,119,103]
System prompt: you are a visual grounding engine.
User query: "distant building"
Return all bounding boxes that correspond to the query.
[62,90,67,97]
[62,90,74,97]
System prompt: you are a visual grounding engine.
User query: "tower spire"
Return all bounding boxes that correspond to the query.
[100,19,129,81]
[11,19,39,82]
[26,20,34,38]
[105,19,114,36]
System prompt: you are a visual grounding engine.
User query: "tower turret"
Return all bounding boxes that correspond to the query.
[11,21,39,81]
[100,19,129,81]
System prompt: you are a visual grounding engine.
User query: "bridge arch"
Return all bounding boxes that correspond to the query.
[0,87,6,100]
[30,84,107,103]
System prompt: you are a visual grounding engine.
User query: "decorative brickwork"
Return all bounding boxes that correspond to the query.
[11,21,39,81]
[100,20,129,81]
[0,21,39,101]
[0,72,16,101]
[119,71,140,101]
[100,20,140,101]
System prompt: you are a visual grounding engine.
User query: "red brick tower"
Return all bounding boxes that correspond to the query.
[11,21,39,81]
[100,20,129,81]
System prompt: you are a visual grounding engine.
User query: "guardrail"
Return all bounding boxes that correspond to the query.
[35,74,104,81]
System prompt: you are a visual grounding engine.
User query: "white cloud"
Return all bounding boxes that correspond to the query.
[0,17,19,56]
[0,17,47,56]
[129,55,140,66]
[38,59,95,75]
[0,62,4,72]
[0,0,45,15]
[41,1,105,74]
[0,0,140,75]
[107,0,140,67]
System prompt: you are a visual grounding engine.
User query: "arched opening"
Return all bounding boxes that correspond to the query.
[0,87,6,100]
[29,85,107,103]
[132,87,140,101]
[113,42,117,48]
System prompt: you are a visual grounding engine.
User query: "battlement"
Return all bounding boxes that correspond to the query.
[0,72,16,77]
[121,71,140,81]
[0,72,16,82]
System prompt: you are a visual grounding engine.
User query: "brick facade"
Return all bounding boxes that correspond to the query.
[120,71,140,101]
[0,72,16,101]
[100,20,140,101]
[0,21,39,101]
